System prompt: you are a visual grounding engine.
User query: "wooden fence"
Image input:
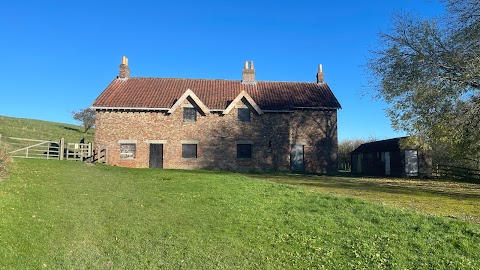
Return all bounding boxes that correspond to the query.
[434,164,480,182]
[90,147,108,163]
[0,135,93,162]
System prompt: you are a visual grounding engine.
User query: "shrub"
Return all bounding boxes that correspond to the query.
[0,141,12,180]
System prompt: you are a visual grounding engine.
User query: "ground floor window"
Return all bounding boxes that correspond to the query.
[237,144,252,159]
[120,143,136,159]
[182,144,197,159]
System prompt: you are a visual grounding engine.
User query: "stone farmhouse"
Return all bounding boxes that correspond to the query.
[91,57,341,173]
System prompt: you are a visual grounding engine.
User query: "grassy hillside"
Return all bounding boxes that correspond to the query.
[0,115,94,143]
[1,159,479,269]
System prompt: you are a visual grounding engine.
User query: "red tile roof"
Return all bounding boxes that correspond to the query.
[92,77,341,111]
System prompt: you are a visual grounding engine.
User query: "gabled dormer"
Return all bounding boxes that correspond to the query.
[168,88,210,116]
[222,90,263,116]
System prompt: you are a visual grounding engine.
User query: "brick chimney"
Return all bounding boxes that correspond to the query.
[242,61,256,84]
[316,64,324,84]
[119,56,130,78]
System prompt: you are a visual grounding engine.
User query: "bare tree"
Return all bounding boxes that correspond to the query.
[72,108,96,133]
[338,138,377,171]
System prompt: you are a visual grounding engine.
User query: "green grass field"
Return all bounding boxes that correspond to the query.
[257,174,480,223]
[1,159,479,269]
[0,115,94,143]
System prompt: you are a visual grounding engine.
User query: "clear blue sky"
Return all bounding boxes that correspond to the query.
[0,0,444,141]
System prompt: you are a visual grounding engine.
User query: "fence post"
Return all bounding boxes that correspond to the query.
[59,138,65,160]
[80,144,84,161]
[88,142,92,160]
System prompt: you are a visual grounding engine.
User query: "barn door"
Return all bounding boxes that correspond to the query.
[405,150,418,176]
[149,144,163,168]
[290,144,305,171]
[384,152,391,176]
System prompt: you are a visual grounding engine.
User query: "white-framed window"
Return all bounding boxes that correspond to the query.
[120,143,136,160]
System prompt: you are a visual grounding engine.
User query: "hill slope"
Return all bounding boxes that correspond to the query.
[0,115,94,143]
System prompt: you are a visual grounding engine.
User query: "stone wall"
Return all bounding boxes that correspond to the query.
[94,104,338,173]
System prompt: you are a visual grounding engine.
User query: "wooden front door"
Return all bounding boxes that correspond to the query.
[149,144,163,168]
[290,144,305,171]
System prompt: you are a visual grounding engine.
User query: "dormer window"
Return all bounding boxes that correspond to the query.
[238,108,250,122]
[183,108,197,122]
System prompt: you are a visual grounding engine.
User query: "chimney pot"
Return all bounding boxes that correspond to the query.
[316,63,324,84]
[119,56,130,78]
[242,60,256,84]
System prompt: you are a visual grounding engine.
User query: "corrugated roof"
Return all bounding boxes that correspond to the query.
[92,77,341,111]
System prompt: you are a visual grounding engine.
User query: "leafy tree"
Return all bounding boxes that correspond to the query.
[367,0,480,167]
[72,108,96,134]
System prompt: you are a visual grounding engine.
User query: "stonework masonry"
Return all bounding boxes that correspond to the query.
[95,102,338,173]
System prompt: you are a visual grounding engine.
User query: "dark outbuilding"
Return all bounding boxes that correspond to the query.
[351,137,431,178]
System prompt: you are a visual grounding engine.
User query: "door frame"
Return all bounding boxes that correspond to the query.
[290,143,305,171]
[149,143,164,169]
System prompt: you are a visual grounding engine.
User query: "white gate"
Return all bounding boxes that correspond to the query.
[1,136,60,160]
[1,135,92,161]
[66,142,92,161]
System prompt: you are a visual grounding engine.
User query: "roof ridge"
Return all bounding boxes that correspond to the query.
[119,77,323,84]
[124,77,240,81]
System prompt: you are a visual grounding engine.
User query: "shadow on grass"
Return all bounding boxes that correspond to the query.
[251,173,480,201]
[61,126,82,133]
[300,180,480,200]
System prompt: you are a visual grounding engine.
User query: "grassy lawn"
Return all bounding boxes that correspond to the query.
[1,159,480,269]
[256,174,480,223]
[0,115,93,143]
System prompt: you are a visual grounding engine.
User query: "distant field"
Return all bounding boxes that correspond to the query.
[0,115,94,143]
[1,159,479,269]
